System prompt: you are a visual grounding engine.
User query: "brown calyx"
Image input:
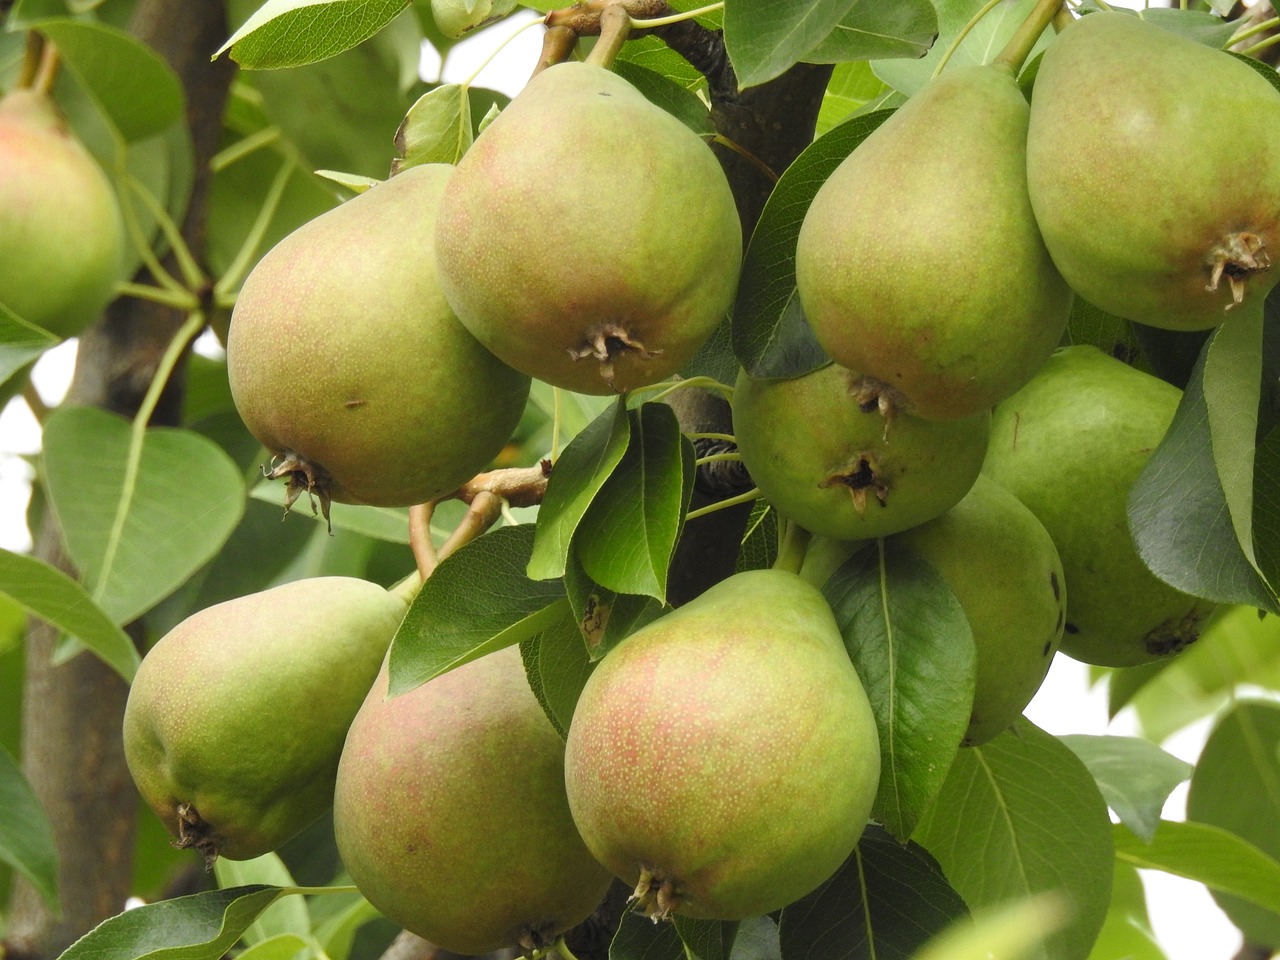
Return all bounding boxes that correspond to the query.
[1206,231,1271,310]
[263,452,334,533]
[819,455,889,517]
[174,802,223,869]
[845,374,902,438]
[629,865,683,921]
[568,324,663,391]
[515,922,559,953]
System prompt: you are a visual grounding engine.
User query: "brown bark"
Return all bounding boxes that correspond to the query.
[3,3,233,958]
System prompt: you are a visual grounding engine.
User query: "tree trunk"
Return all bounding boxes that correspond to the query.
[3,3,233,957]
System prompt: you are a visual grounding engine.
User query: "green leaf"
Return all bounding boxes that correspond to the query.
[1065,297,1143,367]
[611,908,685,960]
[58,885,286,960]
[912,720,1114,960]
[778,825,968,959]
[815,61,890,135]
[534,605,596,737]
[217,0,412,69]
[0,743,58,913]
[42,406,246,626]
[563,550,665,660]
[528,399,630,581]
[613,61,713,136]
[735,500,778,573]
[615,34,707,92]
[1187,700,1280,944]
[673,917,738,960]
[576,403,694,601]
[1203,306,1267,582]
[235,934,312,960]
[730,916,780,960]
[311,894,379,960]
[875,0,1052,96]
[723,0,856,89]
[214,855,309,943]
[1086,862,1162,960]
[1058,735,1192,843]
[392,83,472,170]
[1128,339,1279,611]
[823,540,976,839]
[0,549,138,682]
[387,524,567,695]
[1113,819,1280,919]
[28,19,184,141]
[732,110,890,379]
[0,301,59,380]
[911,894,1070,960]
[803,0,937,64]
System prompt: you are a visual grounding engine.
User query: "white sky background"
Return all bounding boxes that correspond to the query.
[0,4,1270,958]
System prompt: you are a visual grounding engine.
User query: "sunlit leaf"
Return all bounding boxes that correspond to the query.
[1059,734,1192,842]
[0,301,59,382]
[0,743,58,913]
[804,0,937,64]
[392,83,472,170]
[214,854,309,943]
[723,0,856,89]
[217,0,412,70]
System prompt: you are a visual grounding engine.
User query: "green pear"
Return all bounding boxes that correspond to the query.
[795,64,1071,421]
[564,569,880,921]
[123,577,406,862]
[0,90,124,338]
[333,645,613,954]
[732,363,990,541]
[434,62,742,395]
[227,163,530,517]
[1027,12,1280,330]
[982,346,1216,666]
[892,476,1066,745]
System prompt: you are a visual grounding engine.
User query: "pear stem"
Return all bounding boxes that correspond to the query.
[17,32,44,90]
[214,156,295,300]
[991,0,1063,74]
[389,570,423,606]
[1241,32,1280,58]
[408,501,440,580]
[631,2,722,29]
[773,520,811,575]
[631,375,735,404]
[1229,16,1280,48]
[21,380,49,426]
[532,24,579,79]
[116,282,200,310]
[552,937,584,960]
[684,486,759,520]
[33,40,60,95]
[932,0,1004,78]
[585,3,632,68]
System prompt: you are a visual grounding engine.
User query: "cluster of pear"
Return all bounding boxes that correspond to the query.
[0,88,124,338]
[121,9,1276,956]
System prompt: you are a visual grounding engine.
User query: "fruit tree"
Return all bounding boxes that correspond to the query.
[1,2,1279,960]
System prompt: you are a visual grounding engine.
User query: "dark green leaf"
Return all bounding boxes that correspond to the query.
[732,110,890,379]
[1138,8,1240,47]
[803,0,937,64]
[42,407,246,626]
[29,19,184,141]
[1113,819,1280,918]
[1187,700,1280,944]
[1058,734,1192,843]
[0,549,138,682]
[723,0,856,89]
[388,525,567,694]
[611,908,685,960]
[0,743,58,913]
[674,917,738,960]
[912,720,1114,960]
[0,302,59,381]
[1203,305,1266,581]
[1064,297,1142,367]
[534,606,597,737]
[613,61,713,136]
[392,83,472,170]
[815,61,889,135]
[217,0,412,70]
[1128,339,1279,611]
[778,825,967,960]
[58,885,285,960]
[576,403,694,601]
[823,540,975,839]
[563,551,665,660]
[615,34,706,92]
[528,399,630,581]
[730,916,781,960]
[312,893,379,960]
[234,934,312,960]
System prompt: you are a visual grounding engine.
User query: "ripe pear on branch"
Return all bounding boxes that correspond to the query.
[434,58,742,395]
[227,163,530,521]
[0,88,124,338]
[1026,11,1280,330]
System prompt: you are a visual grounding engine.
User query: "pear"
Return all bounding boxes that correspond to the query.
[431,0,516,38]
[227,163,530,518]
[333,645,613,955]
[1027,12,1280,329]
[732,363,990,541]
[434,62,742,395]
[563,569,880,921]
[0,89,124,338]
[123,577,406,862]
[982,346,1216,666]
[795,64,1071,421]
[892,475,1066,745]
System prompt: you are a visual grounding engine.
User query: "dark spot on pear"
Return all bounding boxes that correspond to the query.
[1064,621,1079,634]
[1042,640,1052,657]
[1049,571,1060,601]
